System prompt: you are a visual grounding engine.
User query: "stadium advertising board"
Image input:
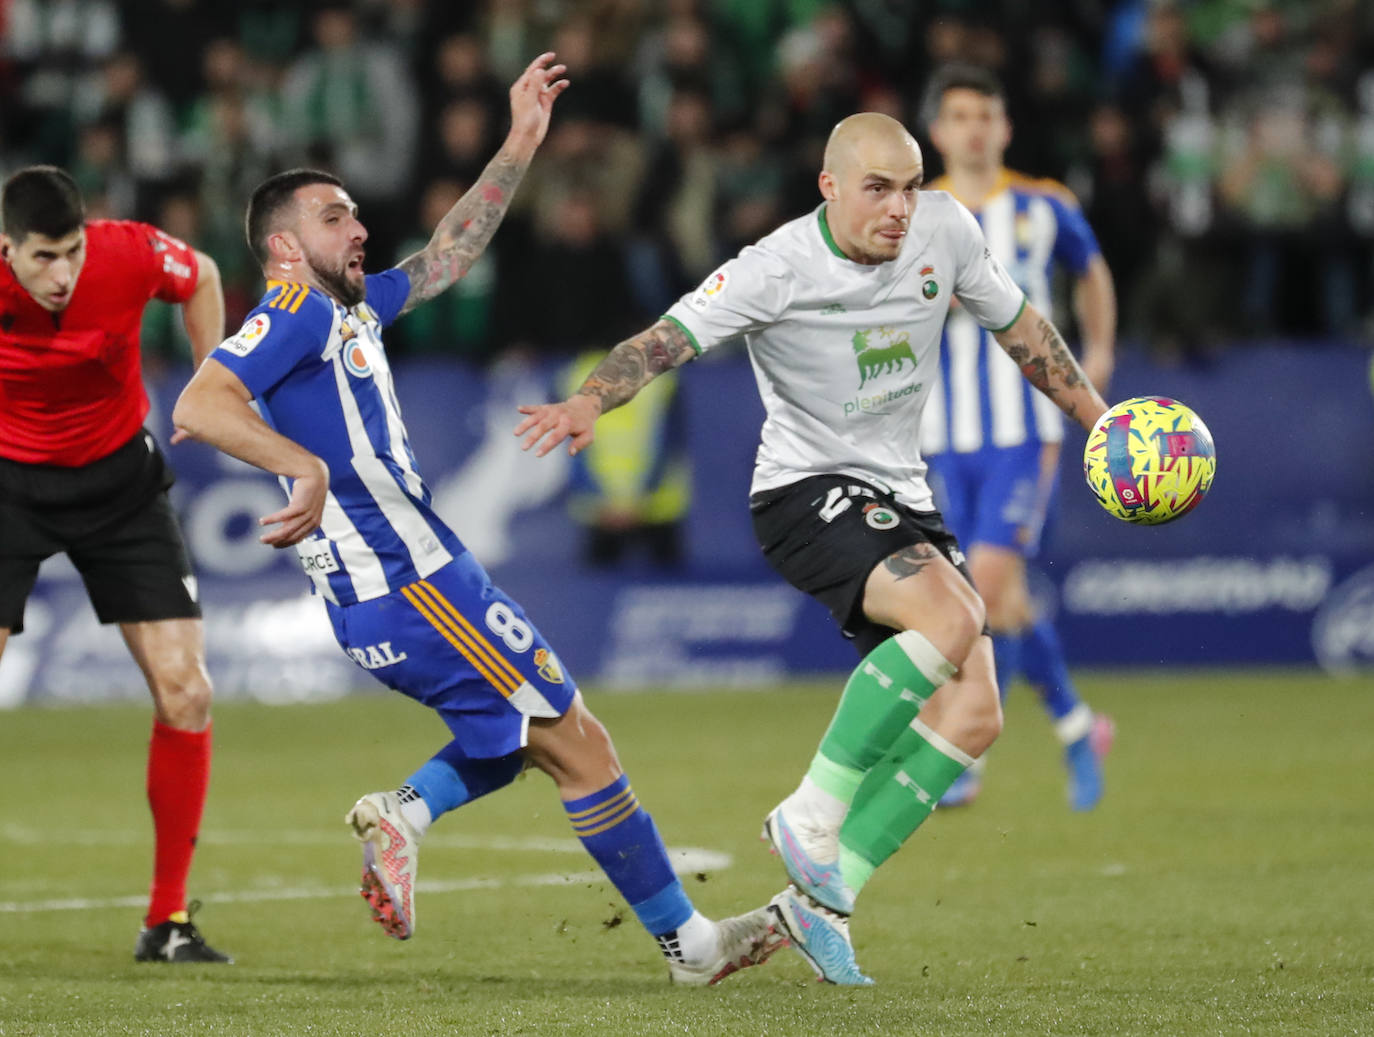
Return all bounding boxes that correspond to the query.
[6,346,1371,705]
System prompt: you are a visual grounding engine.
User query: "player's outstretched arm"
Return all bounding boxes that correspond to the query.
[396,52,569,315]
[172,359,329,547]
[515,318,697,457]
[183,250,225,370]
[992,301,1108,433]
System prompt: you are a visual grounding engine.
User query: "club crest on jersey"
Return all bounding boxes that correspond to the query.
[222,313,271,356]
[852,326,915,387]
[534,647,565,684]
[863,503,899,530]
[344,341,373,378]
[919,265,939,301]
[688,268,728,312]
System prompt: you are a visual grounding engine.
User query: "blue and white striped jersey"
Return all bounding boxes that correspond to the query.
[212,271,462,605]
[920,171,1101,455]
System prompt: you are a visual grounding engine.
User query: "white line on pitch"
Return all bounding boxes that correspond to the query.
[0,847,732,914]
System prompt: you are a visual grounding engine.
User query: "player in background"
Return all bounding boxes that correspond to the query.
[516,112,1109,983]
[172,54,783,985]
[921,65,1116,810]
[0,167,231,962]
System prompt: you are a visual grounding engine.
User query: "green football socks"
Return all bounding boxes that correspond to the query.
[806,630,956,804]
[837,720,974,893]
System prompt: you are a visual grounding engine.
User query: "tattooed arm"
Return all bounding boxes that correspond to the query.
[396,53,568,315]
[991,301,1108,432]
[515,318,698,457]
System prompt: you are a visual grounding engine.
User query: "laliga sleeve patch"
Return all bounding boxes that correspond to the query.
[222,313,271,357]
[687,267,728,312]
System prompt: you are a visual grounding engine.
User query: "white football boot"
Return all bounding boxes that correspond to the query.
[667,907,789,986]
[762,798,856,915]
[346,791,419,940]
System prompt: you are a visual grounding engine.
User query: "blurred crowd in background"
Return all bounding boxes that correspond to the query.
[3,0,1373,370]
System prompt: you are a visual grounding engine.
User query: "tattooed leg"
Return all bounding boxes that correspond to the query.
[880,542,942,581]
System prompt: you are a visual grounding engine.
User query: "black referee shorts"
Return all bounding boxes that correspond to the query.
[0,430,201,634]
[750,474,975,657]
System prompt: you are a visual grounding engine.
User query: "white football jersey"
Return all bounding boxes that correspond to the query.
[665,194,1025,511]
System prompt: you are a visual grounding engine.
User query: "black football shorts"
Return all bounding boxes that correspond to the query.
[0,430,201,634]
[750,473,975,657]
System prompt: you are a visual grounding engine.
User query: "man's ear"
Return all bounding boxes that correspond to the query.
[267,229,299,267]
[818,170,838,203]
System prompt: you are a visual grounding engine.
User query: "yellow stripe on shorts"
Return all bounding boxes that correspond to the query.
[400,584,518,698]
[416,580,527,690]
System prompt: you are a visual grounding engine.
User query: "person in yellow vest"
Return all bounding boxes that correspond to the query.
[560,351,690,567]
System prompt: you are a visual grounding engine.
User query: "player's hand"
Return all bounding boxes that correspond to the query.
[169,427,192,446]
[514,395,600,457]
[507,52,569,153]
[258,460,328,548]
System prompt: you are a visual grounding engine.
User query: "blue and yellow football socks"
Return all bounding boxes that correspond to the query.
[563,774,697,942]
[398,743,524,836]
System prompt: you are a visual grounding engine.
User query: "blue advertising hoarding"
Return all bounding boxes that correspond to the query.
[4,344,1371,707]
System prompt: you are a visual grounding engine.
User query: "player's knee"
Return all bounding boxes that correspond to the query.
[525,698,622,793]
[148,651,213,728]
[980,591,1021,635]
[954,675,1004,757]
[881,575,985,665]
[937,591,986,665]
[978,691,1004,747]
[975,561,1036,631]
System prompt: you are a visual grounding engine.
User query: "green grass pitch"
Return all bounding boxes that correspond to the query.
[1,670,1371,1036]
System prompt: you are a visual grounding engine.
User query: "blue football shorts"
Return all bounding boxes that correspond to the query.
[326,552,577,759]
[925,442,1057,557]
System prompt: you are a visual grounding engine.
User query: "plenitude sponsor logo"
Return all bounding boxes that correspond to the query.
[843,381,921,417]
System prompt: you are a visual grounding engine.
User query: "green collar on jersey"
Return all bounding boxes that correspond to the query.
[817,205,849,259]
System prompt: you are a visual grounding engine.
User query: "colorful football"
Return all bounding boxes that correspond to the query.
[1083,397,1216,524]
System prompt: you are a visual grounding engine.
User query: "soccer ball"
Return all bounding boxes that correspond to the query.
[1083,396,1216,525]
